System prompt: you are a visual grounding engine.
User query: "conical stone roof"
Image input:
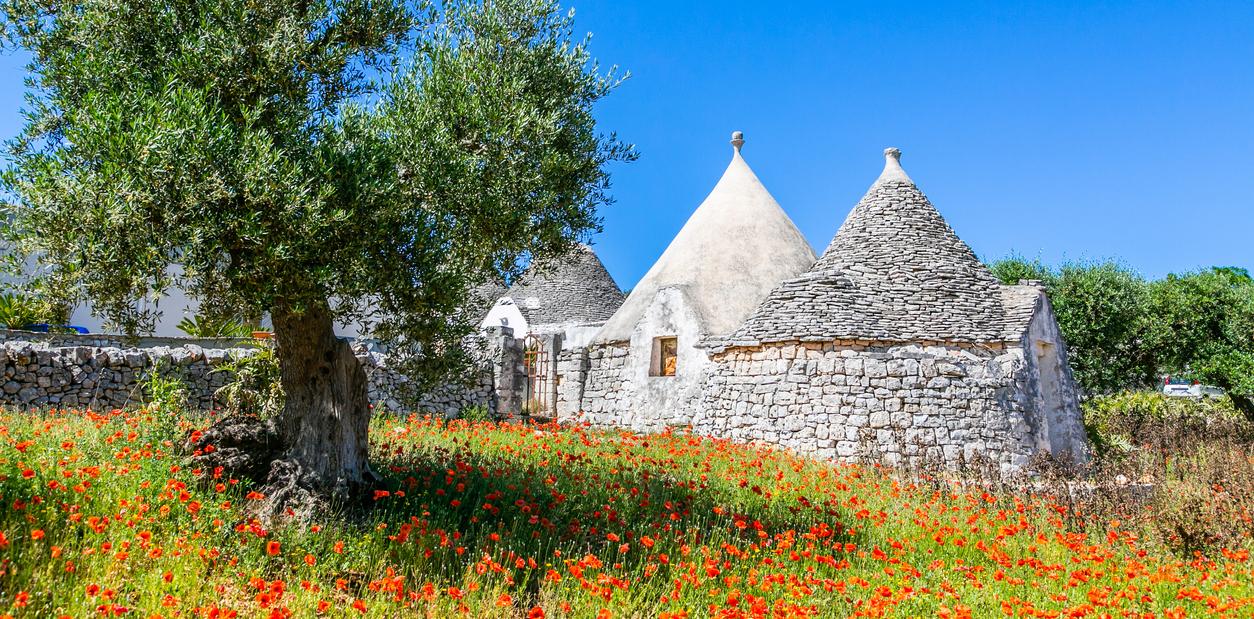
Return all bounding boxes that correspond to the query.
[505,244,624,326]
[729,148,1008,345]
[468,280,510,321]
[595,133,817,344]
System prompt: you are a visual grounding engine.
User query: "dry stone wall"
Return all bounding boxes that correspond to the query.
[565,343,630,423]
[0,338,246,410]
[357,352,494,416]
[0,331,508,417]
[695,340,1040,471]
[555,347,589,417]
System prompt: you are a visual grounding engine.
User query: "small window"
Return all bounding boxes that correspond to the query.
[651,336,678,377]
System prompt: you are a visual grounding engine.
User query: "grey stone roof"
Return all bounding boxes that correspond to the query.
[999,283,1045,342]
[729,148,1017,345]
[467,280,509,321]
[505,244,624,326]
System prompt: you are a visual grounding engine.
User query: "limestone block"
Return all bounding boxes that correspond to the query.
[845,359,863,376]
[869,411,889,428]
[864,359,887,378]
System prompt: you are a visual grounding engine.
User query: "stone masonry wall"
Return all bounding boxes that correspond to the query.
[357,351,494,417]
[694,340,1040,472]
[0,339,248,410]
[555,347,588,418]
[0,333,506,417]
[563,343,629,424]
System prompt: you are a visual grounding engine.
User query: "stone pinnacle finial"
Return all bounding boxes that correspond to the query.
[877,146,912,183]
[730,131,745,151]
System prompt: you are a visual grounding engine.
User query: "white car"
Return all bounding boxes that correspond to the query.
[1161,376,1225,399]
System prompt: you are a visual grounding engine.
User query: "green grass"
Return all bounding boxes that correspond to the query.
[0,408,1250,617]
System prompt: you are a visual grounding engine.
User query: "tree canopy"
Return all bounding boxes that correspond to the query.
[1,0,632,382]
[989,256,1254,419]
[0,0,633,517]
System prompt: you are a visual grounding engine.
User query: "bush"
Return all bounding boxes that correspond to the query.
[1151,443,1254,555]
[176,314,256,338]
[214,345,284,418]
[0,291,67,330]
[987,253,1050,285]
[0,292,41,329]
[1078,390,1254,555]
[985,257,1155,396]
[1083,390,1248,457]
[459,404,493,422]
[1144,268,1254,420]
[139,361,189,440]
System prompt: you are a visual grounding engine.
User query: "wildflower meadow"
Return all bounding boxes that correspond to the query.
[0,407,1251,617]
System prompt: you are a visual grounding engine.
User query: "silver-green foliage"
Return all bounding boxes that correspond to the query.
[0,0,633,390]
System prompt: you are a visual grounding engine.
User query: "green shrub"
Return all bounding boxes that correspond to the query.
[1143,268,1254,421]
[0,292,48,330]
[214,344,284,418]
[139,361,189,440]
[1083,390,1247,457]
[987,253,1050,285]
[459,404,493,422]
[1066,390,1254,556]
[176,314,256,338]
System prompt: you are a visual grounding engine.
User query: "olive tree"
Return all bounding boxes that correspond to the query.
[1,0,631,518]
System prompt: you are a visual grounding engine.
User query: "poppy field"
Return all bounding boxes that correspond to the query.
[0,408,1251,618]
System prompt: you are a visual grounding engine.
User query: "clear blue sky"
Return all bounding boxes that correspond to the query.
[0,0,1250,291]
[567,0,1254,289]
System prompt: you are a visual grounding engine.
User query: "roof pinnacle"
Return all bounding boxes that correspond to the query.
[730,131,745,152]
[878,146,912,183]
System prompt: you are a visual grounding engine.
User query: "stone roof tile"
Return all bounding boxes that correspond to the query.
[731,148,1022,344]
[506,244,624,326]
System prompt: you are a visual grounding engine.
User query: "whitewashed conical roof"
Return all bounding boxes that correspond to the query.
[595,133,817,343]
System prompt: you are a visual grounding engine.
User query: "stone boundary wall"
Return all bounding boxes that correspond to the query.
[695,340,1039,471]
[0,329,521,417]
[0,329,255,351]
[0,339,249,410]
[554,347,586,417]
[564,343,630,423]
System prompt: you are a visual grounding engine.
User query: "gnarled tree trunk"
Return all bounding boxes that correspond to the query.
[188,301,376,522]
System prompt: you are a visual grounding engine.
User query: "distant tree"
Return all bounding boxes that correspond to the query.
[988,256,1155,396]
[987,254,1050,286]
[1212,266,1253,283]
[1048,262,1155,396]
[1144,268,1254,420]
[1,0,632,518]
